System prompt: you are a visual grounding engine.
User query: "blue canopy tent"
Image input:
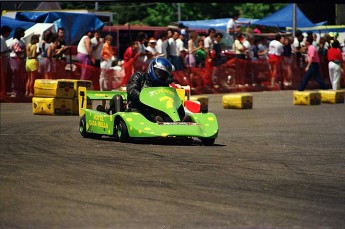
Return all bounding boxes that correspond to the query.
[179,18,258,31]
[251,4,326,29]
[15,11,104,44]
[1,16,35,39]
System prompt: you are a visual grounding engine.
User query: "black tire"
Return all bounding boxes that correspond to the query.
[116,119,130,142]
[200,138,215,146]
[79,115,89,138]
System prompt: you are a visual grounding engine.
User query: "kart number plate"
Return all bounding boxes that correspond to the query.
[158,122,199,126]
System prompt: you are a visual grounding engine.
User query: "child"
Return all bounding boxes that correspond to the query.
[99,35,114,91]
[25,35,40,96]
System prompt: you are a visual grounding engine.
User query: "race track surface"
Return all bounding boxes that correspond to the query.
[1,90,345,229]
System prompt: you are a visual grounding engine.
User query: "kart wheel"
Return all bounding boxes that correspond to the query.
[116,119,130,142]
[79,115,89,138]
[200,138,215,146]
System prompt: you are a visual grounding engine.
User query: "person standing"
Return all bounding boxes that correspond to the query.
[38,30,53,80]
[298,36,327,91]
[145,37,159,66]
[122,41,139,86]
[0,25,12,97]
[195,39,206,68]
[212,32,223,86]
[99,35,114,91]
[77,29,95,80]
[91,31,104,68]
[268,33,284,85]
[168,30,184,71]
[156,31,168,58]
[227,12,240,42]
[8,27,26,97]
[134,32,148,72]
[327,40,343,90]
[186,31,199,68]
[55,27,70,78]
[203,28,216,87]
[25,35,40,96]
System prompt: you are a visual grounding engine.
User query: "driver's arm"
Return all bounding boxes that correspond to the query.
[126,72,143,102]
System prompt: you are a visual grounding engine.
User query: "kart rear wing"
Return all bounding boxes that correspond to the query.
[78,87,127,116]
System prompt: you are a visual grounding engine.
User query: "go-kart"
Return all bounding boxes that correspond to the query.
[78,86,218,145]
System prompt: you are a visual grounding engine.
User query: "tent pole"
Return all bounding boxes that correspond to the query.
[292,3,296,38]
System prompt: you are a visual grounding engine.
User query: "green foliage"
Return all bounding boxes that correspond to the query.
[59,2,287,26]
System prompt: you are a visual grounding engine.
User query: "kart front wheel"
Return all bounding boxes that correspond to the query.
[200,138,215,146]
[79,115,89,138]
[116,119,130,142]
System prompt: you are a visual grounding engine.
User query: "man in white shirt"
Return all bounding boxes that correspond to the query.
[168,30,183,71]
[227,12,240,41]
[156,31,168,58]
[91,31,104,68]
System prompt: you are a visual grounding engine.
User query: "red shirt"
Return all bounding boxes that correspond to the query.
[327,47,343,62]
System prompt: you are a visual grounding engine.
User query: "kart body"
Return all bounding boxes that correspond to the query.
[78,86,218,145]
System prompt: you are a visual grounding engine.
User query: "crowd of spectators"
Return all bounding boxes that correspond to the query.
[1,19,345,97]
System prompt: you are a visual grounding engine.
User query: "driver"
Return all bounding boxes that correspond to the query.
[126,57,185,122]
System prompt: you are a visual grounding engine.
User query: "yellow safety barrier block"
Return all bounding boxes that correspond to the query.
[293,91,321,105]
[34,79,75,98]
[320,90,345,104]
[222,93,253,109]
[63,79,93,97]
[32,97,73,115]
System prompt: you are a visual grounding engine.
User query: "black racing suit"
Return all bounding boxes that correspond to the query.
[126,71,185,122]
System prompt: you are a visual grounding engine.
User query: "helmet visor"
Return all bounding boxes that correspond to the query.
[154,68,170,81]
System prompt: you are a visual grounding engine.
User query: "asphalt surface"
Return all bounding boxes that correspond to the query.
[1,90,345,229]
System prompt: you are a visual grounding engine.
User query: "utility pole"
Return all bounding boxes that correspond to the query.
[292,3,296,38]
[177,3,181,21]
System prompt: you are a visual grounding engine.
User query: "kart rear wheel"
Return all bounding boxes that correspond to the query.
[116,119,130,142]
[200,138,215,146]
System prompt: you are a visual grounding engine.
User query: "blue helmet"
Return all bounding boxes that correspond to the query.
[147,57,173,84]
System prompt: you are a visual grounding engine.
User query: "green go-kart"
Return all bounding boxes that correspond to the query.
[78,86,218,145]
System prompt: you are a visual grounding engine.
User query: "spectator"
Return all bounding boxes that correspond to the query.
[91,31,104,68]
[168,30,184,71]
[227,12,241,41]
[268,33,284,85]
[292,30,304,68]
[282,37,293,86]
[45,33,60,79]
[251,36,267,61]
[327,40,343,90]
[186,31,199,68]
[0,25,12,97]
[77,29,95,80]
[195,39,206,68]
[177,30,188,67]
[212,32,223,86]
[145,37,159,66]
[232,32,247,60]
[55,27,70,78]
[204,28,216,70]
[318,37,328,56]
[156,31,168,58]
[25,34,40,96]
[38,30,53,79]
[134,32,148,72]
[9,27,26,97]
[312,33,318,48]
[298,36,326,91]
[99,35,114,91]
[122,41,139,86]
